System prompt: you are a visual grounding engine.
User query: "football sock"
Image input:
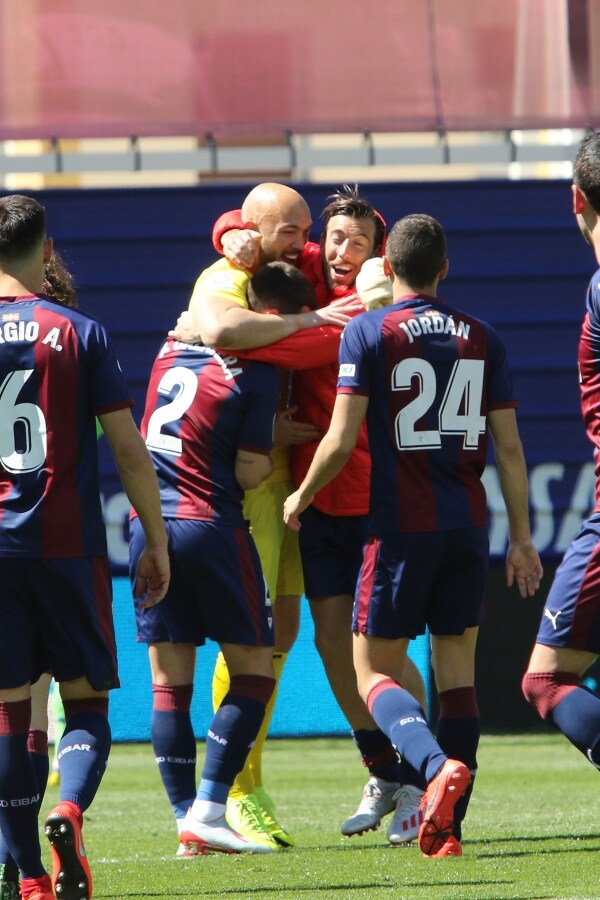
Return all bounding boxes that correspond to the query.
[58,698,111,811]
[0,729,49,875]
[351,727,405,783]
[211,653,254,796]
[190,798,226,822]
[211,651,230,713]
[199,674,274,803]
[522,671,600,765]
[247,651,287,790]
[549,684,600,767]
[28,729,50,805]
[436,686,480,839]
[151,684,196,820]
[0,699,45,879]
[395,756,427,791]
[367,679,446,783]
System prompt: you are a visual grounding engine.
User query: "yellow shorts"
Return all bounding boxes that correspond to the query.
[243,478,304,601]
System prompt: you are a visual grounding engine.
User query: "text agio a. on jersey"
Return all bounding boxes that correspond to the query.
[0,295,133,557]
[337,295,518,533]
[139,339,280,526]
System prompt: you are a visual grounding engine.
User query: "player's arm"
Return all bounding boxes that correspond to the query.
[99,407,170,607]
[235,325,342,370]
[234,448,274,491]
[488,407,543,597]
[283,393,368,530]
[177,293,353,351]
[213,209,260,269]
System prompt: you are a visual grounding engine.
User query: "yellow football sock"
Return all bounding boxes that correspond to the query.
[249,651,287,789]
[211,650,288,799]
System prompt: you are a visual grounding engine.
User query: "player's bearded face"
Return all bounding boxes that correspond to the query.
[259,209,311,266]
[322,215,376,289]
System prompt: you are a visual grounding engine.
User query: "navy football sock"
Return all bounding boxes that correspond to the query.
[0,700,45,879]
[436,686,480,839]
[0,729,49,875]
[550,685,600,766]
[58,699,111,811]
[352,727,404,782]
[198,675,274,803]
[28,729,50,806]
[368,679,446,784]
[151,684,196,819]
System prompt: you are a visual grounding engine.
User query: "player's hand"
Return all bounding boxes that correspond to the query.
[356,257,393,310]
[283,489,312,531]
[506,539,543,598]
[134,545,171,608]
[168,310,203,344]
[302,295,364,329]
[222,229,262,270]
[273,406,321,446]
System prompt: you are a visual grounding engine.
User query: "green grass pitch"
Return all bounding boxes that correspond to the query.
[40,733,599,899]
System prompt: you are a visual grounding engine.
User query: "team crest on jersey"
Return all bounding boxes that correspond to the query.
[2,312,19,322]
[209,273,237,291]
[339,363,356,377]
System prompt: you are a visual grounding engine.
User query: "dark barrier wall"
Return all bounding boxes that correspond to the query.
[29,179,598,730]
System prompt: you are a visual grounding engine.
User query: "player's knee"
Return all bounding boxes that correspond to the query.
[313,628,338,663]
[521,671,580,720]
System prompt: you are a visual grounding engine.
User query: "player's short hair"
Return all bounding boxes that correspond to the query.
[0,194,46,262]
[320,184,385,254]
[386,214,447,289]
[574,132,600,214]
[248,261,317,314]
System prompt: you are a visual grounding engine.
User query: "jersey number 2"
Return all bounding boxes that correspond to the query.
[145,366,198,456]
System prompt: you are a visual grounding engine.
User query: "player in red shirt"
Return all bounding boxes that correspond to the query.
[181,186,429,845]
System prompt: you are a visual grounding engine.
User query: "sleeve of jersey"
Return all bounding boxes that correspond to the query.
[189,262,249,308]
[88,322,134,414]
[336,318,372,396]
[485,325,519,411]
[586,271,600,320]
[212,209,245,253]
[233,325,342,370]
[237,364,281,454]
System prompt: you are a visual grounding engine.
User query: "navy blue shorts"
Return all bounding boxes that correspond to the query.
[0,556,118,691]
[353,527,489,639]
[535,514,600,653]
[299,505,368,599]
[129,517,274,648]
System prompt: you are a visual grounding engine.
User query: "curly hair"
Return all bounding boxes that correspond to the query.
[43,250,78,308]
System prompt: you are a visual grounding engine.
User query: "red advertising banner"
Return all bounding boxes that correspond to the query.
[0,0,598,140]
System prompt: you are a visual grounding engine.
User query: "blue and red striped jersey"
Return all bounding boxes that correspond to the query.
[577,270,600,510]
[0,295,133,557]
[337,294,518,533]
[139,339,280,525]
